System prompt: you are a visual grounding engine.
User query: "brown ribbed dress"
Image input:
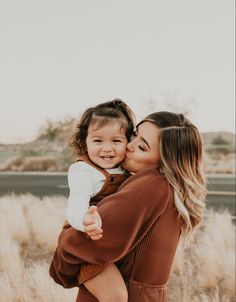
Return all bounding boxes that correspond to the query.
[49,167,181,302]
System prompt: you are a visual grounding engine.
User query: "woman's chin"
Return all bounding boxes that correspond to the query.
[122,161,132,173]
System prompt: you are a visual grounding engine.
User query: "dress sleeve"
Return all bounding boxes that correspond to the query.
[60,169,172,264]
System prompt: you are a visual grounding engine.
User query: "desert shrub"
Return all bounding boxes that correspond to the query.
[56,148,74,171]
[0,194,235,302]
[211,135,230,145]
[206,146,231,158]
[37,117,76,142]
[20,146,42,157]
[204,153,235,174]
[1,151,74,172]
[1,156,59,172]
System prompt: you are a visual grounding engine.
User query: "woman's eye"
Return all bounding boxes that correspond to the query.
[138,145,146,151]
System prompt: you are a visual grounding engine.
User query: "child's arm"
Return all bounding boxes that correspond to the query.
[66,163,100,232]
[83,206,103,240]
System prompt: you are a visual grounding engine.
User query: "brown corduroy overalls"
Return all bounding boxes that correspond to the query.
[60,156,130,285]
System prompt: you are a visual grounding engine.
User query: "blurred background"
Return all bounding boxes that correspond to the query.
[0,1,235,301]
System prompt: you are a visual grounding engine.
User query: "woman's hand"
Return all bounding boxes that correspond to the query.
[82,206,103,240]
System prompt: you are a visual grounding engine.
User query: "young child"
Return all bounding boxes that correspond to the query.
[63,99,135,301]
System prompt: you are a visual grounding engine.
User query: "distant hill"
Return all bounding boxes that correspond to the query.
[0,117,235,173]
[201,131,235,146]
[1,130,235,151]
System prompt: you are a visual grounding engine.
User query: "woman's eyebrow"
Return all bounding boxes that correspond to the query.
[140,136,150,149]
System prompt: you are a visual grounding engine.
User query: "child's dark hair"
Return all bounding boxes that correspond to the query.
[70,99,135,157]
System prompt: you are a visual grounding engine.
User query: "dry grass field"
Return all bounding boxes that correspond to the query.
[0,194,235,302]
[203,153,235,174]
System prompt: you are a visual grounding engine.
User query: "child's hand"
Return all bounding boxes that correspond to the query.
[82,206,103,240]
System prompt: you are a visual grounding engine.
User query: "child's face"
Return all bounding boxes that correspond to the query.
[86,121,128,169]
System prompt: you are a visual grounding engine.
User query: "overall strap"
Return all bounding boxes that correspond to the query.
[76,154,109,177]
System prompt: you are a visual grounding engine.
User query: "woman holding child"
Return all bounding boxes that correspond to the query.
[50,99,206,302]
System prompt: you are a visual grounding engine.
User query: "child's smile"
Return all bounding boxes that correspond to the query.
[86,121,128,169]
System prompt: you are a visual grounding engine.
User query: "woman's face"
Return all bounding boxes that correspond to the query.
[122,121,161,173]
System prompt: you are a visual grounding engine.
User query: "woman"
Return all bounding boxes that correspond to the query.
[50,111,206,301]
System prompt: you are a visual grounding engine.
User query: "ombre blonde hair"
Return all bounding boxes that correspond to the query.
[139,112,207,237]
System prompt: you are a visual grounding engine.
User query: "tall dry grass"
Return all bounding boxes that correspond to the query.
[203,153,235,174]
[0,194,77,302]
[168,211,235,302]
[0,194,235,302]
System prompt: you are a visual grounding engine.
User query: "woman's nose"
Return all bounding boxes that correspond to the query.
[127,141,135,152]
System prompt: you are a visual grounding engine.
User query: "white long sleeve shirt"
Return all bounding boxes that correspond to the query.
[66,161,125,231]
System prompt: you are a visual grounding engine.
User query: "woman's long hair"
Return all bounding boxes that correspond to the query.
[140,112,207,236]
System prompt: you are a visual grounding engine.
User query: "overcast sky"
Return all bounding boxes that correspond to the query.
[0,0,235,144]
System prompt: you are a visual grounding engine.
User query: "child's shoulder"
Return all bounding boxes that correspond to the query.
[68,161,97,174]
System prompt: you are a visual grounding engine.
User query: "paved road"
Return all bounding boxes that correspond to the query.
[0,172,235,215]
[0,172,68,197]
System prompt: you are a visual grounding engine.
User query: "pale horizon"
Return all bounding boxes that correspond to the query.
[0,0,235,144]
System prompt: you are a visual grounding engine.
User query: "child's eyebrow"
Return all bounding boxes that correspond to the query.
[113,136,126,139]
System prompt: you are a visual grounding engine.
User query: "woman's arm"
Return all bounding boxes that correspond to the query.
[64,169,172,262]
[49,168,172,288]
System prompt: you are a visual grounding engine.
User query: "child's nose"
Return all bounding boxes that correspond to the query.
[102,143,112,152]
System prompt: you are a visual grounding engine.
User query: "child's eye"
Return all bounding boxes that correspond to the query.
[113,139,121,143]
[93,139,102,143]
